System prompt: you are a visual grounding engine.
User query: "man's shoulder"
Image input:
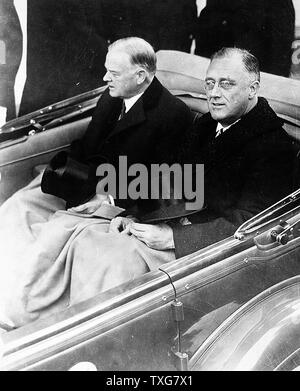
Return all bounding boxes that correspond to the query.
[144,77,192,117]
[158,82,186,107]
[240,97,284,136]
[159,89,192,114]
[143,77,171,106]
[240,99,295,156]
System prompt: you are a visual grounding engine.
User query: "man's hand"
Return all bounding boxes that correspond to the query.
[109,216,138,234]
[68,194,110,214]
[129,223,175,250]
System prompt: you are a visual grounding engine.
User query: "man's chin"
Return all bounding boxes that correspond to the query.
[108,88,118,97]
[210,112,226,122]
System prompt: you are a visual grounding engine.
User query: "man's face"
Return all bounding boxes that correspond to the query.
[103,49,140,99]
[205,55,256,126]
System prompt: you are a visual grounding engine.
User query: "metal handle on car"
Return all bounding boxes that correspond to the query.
[270,218,300,245]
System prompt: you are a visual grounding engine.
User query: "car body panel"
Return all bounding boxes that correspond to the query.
[189,275,300,371]
[1,205,300,370]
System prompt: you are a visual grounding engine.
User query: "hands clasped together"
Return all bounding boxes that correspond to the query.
[68,195,175,251]
[109,216,175,251]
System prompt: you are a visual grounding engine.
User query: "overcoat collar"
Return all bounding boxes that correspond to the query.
[108,76,164,137]
[198,97,284,170]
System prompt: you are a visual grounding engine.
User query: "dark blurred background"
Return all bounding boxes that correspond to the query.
[0,0,299,124]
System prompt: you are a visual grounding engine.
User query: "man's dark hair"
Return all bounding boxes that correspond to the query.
[211,47,260,82]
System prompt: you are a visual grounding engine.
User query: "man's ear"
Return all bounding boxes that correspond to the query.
[249,81,260,99]
[136,69,147,85]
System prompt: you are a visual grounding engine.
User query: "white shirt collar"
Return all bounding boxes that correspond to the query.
[124,92,144,113]
[216,119,240,135]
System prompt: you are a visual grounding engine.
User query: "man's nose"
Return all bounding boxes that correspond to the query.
[209,83,222,97]
[103,71,111,82]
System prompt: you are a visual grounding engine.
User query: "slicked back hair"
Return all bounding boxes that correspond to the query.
[108,37,157,74]
[211,47,260,82]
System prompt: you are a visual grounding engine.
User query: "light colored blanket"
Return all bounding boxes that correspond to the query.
[0,173,175,327]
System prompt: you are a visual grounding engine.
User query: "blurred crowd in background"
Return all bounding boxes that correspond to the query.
[0,0,299,123]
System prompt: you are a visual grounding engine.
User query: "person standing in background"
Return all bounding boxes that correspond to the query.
[102,0,197,52]
[19,0,108,116]
[139,0,197,52]
[0,0,22,122]
[195,0,295,77]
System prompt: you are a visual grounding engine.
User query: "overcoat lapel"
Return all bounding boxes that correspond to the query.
[108,98,146,137]
[202,123,258,174]
[108,76,163,138]
[210,122,253,165]
[199,97,283,173]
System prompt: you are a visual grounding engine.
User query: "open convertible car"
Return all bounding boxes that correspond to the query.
[0,51,300,371]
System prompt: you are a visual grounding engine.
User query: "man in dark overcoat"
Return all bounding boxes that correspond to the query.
[123,47,297,258]
[42,36,193,208]
[0,37,193,327]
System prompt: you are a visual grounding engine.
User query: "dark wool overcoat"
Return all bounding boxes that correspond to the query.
[69,77,193,207]
[173,97,298,258]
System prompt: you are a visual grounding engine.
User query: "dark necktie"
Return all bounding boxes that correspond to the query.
[118,101,126,120]
[215,127,224,138]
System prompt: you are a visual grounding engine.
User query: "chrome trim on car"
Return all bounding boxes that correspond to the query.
[235,188,300,240]
[0,86,107,136]
[1,282,175,371]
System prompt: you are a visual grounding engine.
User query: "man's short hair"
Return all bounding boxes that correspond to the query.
[211,47,260,82]
[108,37,157,74]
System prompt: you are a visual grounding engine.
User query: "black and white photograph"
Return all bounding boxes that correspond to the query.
[0,0,300,374]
